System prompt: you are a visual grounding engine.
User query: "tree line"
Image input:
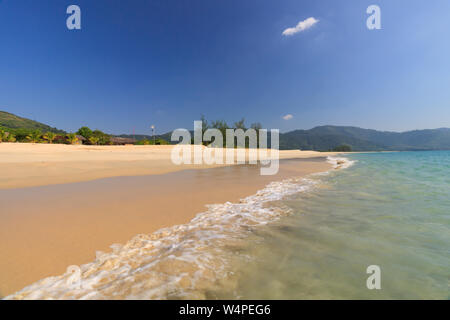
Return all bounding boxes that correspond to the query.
[0,126,111,145]
[195,116,263,147]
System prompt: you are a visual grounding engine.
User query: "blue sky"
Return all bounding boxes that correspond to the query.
[0,0,449,134]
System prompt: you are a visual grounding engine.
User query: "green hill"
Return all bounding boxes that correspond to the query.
[0,111,64,133]
[280,129,385,151]
[279,126,450,151]
[119,132,173,143]
[122,126,450,151]
[2,110,449,151]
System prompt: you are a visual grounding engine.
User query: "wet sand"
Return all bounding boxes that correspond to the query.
[0,158,331,297]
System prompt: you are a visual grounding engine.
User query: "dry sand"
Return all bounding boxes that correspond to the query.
[0,143,338,297]
[0,143,337,189]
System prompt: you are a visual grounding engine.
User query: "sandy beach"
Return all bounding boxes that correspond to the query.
[0,143,337,189]
[0,143,338,297]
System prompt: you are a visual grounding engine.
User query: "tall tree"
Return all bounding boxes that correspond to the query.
[92,129,111,145]
[66,133,79,145]
[26,130,42,143]
[0,129,7,143]
[77,127,93,140]
[6,133,16,142]
[89,136,99,145]
[234,118,246,130]
[44,132,56,144]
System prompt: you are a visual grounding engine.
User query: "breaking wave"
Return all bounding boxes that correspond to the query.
[327,156,356,170]
[6,157,354,300]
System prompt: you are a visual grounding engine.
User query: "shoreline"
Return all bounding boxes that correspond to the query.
[0,143,340,189]
[1,156,336,298]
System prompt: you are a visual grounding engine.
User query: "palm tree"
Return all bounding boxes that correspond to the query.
[26,130,42,143]
[234,118,246,130]
[66,133,79,145]
[44,132,56,144]
[0,129,6,143]
[6,133,16,142]
[88,136,99,145]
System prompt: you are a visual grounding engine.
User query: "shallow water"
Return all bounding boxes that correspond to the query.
[6,152,450,299]
[216,151,450,299]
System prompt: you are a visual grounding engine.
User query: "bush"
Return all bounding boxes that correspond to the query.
[7,128,35,142]
[92,130,111,145]
[76,127,93,140]
[332,144,352,152]
[135,138,169,145]
[26,130,42,143]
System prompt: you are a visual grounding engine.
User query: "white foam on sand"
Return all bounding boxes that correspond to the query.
[6,158,354,300]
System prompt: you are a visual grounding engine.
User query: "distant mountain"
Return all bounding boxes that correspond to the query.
[119,132,173,142]
[279,126,450,151]
[0,111,64,133]
[121,126,450,151]
[2,110,448,151]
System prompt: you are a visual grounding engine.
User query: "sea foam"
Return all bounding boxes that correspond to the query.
[326,156,356,169]
[6,157,353,300]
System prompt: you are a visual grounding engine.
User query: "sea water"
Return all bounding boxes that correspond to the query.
[221,151,450,299]
[6,152,449,299]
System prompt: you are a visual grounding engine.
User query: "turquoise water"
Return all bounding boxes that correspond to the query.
[220,151,450,299]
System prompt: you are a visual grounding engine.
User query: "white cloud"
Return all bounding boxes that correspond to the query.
[282,114,293,120]
[282,17,319,36]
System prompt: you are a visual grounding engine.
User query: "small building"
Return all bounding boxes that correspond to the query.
[75,135,86,145]
[110,137,137,145]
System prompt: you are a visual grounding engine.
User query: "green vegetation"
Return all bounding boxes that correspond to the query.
[0,111,64,143]
[88,136,100,145]
[0,129,16,142]
[6,133,16,142]
[279,126,450,151]
[66,133,79,145]
[0,111,64,133]
[0,126,58,143]
[69,126,111,145]
[332,144,352,152]
[2,128,30,142]
[0,112,115,146]
[75,127,111,145]
[135,138,169,145]
[124,120,450,151]
[43,132,56,144]
[76,127,93,140]
[26,130,42,143]
[1,111,449,150]
[0,129,7,142]
[0,120,113,145]
[92,129,111,145]
[196,116,263,148]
